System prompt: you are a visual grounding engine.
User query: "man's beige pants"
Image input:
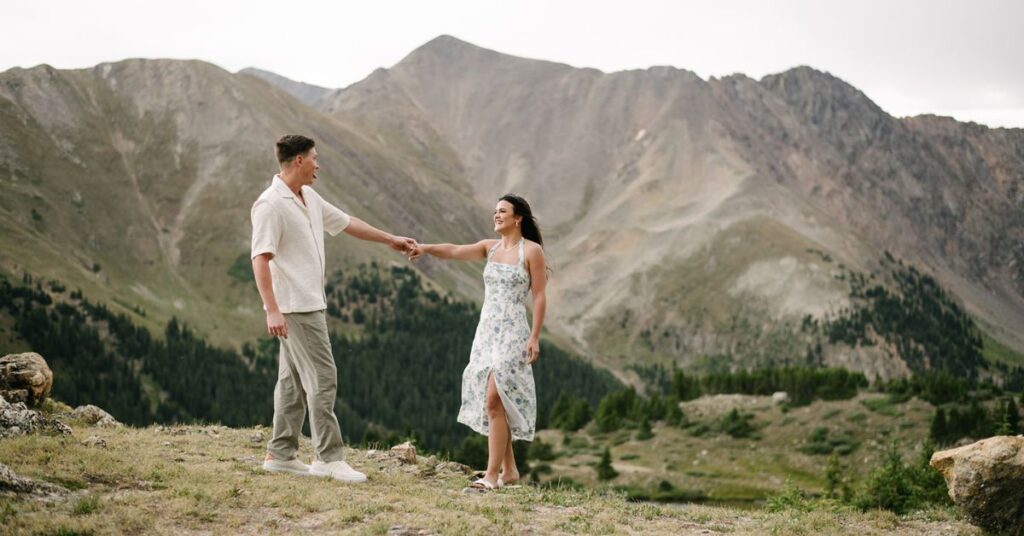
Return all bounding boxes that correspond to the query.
[267,310,345,463]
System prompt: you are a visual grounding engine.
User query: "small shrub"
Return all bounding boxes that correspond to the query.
[854,443,913,513]
[454,435,488,469]
[72,495,100,516]
[765,479,811,513]
[798,427,859,456]
[860,397,902,417]
[528,438,556,461]
[596,447,618,481]
[854,441,949,514]
[636,418,653,440]
[719,409,756,438]
[685,422,711,437]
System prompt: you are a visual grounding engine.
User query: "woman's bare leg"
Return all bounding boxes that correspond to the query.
[484,373,508,484]
[501,433,519,483]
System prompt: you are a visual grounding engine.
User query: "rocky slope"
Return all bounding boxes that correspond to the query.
[314,36,1024,375]
[1,36,1022,379]
[0,59,486,347]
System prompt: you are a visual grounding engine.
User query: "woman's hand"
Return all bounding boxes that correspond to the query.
[407,244,424,260]
[525,337,540,364]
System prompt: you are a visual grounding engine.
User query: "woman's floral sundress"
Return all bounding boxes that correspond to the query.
[457,239,537,441]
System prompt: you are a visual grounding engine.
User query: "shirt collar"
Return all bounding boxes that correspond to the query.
[272,174,299,199]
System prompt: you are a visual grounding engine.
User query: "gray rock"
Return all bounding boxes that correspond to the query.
[83,436,107,448]
[387,525,435,536]
[771,392,789,405]
[390,441,417,464]
[931,435,1024,535]
[250,432,265,443]
[72,404,122,427]
[435,461,473,475]
[0,462,67,496]
[0,400,72,438]
[0,352,52,407]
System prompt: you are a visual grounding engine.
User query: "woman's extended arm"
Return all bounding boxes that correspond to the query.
[414,239,496,261]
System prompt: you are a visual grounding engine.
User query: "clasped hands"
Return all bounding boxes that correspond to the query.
[390,235,423,261]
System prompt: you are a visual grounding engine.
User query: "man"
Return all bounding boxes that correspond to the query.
[251,134,416,482]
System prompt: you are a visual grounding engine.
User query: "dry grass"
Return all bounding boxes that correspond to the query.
[0,418,980,535]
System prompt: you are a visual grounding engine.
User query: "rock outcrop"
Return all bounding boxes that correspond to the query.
[0,395,71,438]
[0,462,67,496]
[930,435,1024,536]
[390,441,417,464]
[0,352,52,407]
[72,404,123,428]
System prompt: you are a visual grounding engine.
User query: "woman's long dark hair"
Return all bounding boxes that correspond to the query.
[500,193,543,247]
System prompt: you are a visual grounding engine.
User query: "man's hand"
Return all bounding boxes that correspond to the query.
[389,235,418,255]
[267,311,287,339]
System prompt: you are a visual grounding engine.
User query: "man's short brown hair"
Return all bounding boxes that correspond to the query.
[276,134,315,164]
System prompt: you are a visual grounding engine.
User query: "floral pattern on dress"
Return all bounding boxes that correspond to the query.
[457,239,537,441]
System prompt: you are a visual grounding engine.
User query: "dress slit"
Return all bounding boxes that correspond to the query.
[486,368,528,434]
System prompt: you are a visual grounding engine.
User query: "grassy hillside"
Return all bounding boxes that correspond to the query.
[0,418,979,535]
[534,393,935,501]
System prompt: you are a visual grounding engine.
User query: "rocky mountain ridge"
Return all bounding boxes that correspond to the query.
[1,36,1021,380]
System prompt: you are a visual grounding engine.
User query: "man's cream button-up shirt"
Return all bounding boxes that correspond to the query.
[250,175,351,313]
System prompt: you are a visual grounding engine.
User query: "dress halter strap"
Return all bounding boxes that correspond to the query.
[486,241,500,260]
[517,239,526,268]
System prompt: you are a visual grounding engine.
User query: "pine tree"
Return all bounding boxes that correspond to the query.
[1005,397,1021,435]
[824,453,843,499]
[929,407,948,444]
[596,447,618,481]
[636,418,653,440]
[665,396,685,426]
[997,397,1019,436]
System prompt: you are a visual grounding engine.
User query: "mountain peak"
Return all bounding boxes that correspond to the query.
[760,64,890,131]
[397,34,501,68]
[760,65,856,95]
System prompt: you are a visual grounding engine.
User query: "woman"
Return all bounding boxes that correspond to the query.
[410,194,547,491]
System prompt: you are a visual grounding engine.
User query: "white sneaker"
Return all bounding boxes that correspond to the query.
[262,457,312,476]
[309,460,367,483]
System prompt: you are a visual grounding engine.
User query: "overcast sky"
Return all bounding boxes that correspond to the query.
[3,0,1022,128]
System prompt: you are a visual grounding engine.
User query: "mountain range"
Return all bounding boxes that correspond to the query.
[2,35,1022,381]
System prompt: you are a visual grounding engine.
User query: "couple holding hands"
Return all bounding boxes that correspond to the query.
[251,135,546,491]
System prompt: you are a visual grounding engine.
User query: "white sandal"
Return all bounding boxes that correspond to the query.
[464,478,499,493]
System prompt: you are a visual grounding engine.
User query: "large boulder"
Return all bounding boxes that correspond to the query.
[72,404,122,428]
[0,352,52,407]
[930,435,1024,536]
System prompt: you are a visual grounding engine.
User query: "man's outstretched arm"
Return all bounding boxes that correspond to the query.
[343,216,417,254]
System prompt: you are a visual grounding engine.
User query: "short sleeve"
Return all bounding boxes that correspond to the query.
[322,199,351,237]
[251,199,281,259]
